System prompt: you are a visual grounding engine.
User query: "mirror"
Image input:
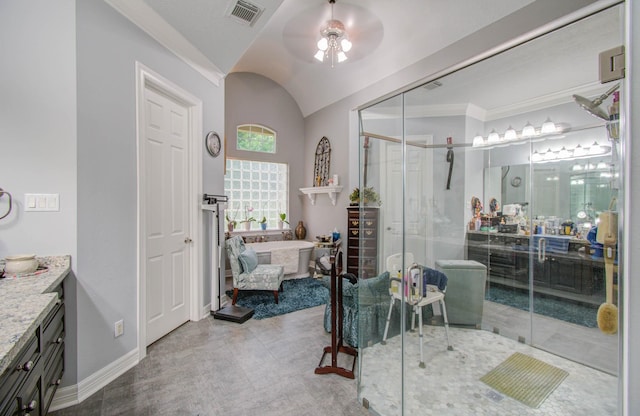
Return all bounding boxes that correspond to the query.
[485,154,613,226]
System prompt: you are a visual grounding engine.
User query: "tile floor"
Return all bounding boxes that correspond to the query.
[49,299,619,416]
[49,305,368,416]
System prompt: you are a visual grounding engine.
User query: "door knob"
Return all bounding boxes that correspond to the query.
[184,237,193,244]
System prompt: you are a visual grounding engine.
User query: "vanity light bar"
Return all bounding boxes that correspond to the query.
[472,118,565,148]
[531,141,611,163]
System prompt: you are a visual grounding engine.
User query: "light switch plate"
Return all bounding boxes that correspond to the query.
[24,193,59,212]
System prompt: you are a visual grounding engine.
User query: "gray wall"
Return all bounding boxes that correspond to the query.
[224,72,305,228]
[0,0,79,382]
[1,0,224,388]
[303,0,639,413]
[75,0,224,381]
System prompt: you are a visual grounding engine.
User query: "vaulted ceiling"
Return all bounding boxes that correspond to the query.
[106,0,614,118]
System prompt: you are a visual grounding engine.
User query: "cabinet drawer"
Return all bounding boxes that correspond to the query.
[0,332,40,413]
[42,344,64,415]
[8,359,42,416]
[42,304,64,371]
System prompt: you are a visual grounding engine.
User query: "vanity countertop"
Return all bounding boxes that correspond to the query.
[0,255,70,375]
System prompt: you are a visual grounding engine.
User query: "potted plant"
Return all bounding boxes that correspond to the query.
[241,206,256,231]
[225,214,237,232]
[349,186,381,206]
[278,212,289,229]
[259,216,267,230]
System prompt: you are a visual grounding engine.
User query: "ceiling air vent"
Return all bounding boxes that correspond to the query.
[423,81,443,90]
[226,0,264,27]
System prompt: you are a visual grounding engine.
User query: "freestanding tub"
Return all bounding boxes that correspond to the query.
[246,240,315,279]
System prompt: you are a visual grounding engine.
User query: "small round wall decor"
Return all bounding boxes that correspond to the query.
[205,131,221,157]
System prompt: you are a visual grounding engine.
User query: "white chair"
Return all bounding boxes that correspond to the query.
[382,253,453,368]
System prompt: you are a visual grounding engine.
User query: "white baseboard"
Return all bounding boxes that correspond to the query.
[49,348,139,412]
[201,303,211,319]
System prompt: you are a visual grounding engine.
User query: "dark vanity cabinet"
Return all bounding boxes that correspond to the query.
[0,284,65,416]
[346,207,379,278]
[466,231,597,303]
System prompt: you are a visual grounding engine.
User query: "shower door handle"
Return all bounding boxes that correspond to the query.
[537,237,546,262]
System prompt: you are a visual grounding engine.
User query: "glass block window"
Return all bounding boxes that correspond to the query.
[224,159,289,230]
[236,124,276,153]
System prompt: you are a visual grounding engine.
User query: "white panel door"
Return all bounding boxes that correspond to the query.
[380,136,434,267]
[144,86,190,345]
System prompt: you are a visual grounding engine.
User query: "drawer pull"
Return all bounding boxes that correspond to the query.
[22,400,37,411]
[18,360,34,372]
[54,336,64,344]
[52,378,62,386]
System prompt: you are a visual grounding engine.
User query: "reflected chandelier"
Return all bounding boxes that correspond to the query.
[314,0,352,67]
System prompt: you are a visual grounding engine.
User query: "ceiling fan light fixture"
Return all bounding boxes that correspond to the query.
[315,0,351,67]
[341,38,352,52]
[317,37,328,51]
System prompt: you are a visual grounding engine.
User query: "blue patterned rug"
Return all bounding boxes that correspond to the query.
[486,285,598,328]
[226,277,329,320]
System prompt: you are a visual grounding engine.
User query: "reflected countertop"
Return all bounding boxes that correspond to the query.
[0,255,70,375]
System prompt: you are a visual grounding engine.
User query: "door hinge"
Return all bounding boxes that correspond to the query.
[599,45,625,83]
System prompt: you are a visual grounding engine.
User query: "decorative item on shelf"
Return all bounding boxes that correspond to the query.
[349,186,381,206]
[259,216,267,230]
[295,220,307,240]
[314,137,331,187]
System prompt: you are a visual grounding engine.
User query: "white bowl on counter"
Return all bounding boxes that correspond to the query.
[3,254,39,274]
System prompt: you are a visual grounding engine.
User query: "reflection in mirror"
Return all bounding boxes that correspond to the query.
[485,153,614,232]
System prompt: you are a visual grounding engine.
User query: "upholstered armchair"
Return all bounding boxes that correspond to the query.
[225,236,284,304]
[322,271,403,348]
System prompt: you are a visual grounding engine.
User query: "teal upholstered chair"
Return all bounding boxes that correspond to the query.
[225,236,284,304]
[322,271,404,348]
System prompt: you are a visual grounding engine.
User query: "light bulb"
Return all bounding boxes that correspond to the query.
[544,148,557,160]
[531,151,543,162]
[337,51,348,63]
[590,142,602,154]
[558,146,572,159]
[472,135,485,147]
[522,122,536,138]
[541,117,556,134]
[487,129,500,143]
[341,38,352,52]
[317,38,328,51]
[573,144,586,157]
[504,126,517,141]
[314,50,325,62]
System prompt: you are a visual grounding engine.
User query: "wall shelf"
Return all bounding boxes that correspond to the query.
[300,186,343,206]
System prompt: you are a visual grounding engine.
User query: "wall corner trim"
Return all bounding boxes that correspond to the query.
[49,348,139,412]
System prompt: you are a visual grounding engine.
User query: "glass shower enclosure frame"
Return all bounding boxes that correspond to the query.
[355,4,624,415]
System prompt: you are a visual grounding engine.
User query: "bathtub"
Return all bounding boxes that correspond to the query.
[246,240,315,279]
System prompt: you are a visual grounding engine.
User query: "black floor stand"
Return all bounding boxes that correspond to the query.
[315,251,357,379]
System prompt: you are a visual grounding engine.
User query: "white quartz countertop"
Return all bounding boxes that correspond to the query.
[0,255,70,375]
